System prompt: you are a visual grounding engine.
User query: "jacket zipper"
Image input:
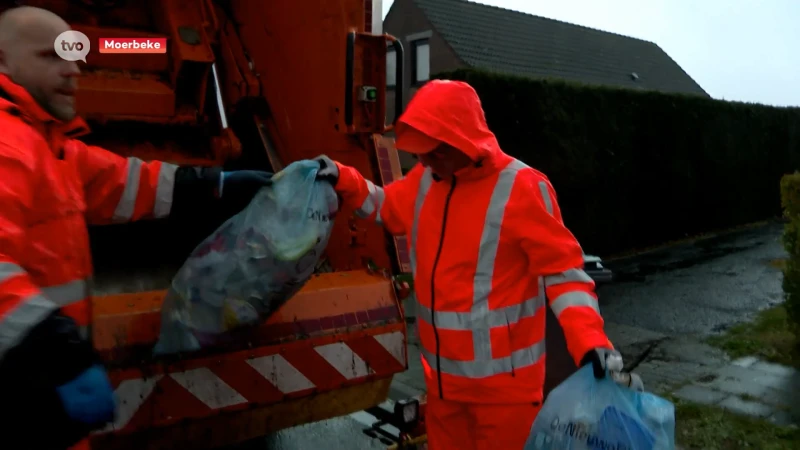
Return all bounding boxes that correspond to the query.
[430,177,457,400]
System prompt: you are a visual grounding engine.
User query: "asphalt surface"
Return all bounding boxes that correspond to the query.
[597,221,786,335]
[223,402,406,450]
[232,415,392,450]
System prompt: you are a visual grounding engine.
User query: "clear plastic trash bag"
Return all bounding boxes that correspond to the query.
[525,365,676,450]
[153,160,338,355]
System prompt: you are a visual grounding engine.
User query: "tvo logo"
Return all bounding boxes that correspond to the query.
[54,30,90,63]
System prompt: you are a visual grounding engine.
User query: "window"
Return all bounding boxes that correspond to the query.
[387,48,396,87]
[412,38,430,84]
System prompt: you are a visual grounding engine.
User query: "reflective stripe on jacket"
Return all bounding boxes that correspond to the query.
[334,80,613,404]
[0,74,178,360]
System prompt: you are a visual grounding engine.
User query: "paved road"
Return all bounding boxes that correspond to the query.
[231,414,393,450]
[598,221,786,335]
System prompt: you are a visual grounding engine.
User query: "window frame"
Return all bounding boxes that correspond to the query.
[411,38,431,85]
[386,46,397,88]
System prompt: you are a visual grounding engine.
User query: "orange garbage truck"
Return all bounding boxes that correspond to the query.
[0,0,417,448]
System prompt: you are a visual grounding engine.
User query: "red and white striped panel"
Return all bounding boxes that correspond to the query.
[98,330,407,434]
[374,136,411,273]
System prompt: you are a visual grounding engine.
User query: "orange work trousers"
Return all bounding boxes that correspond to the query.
[426,396,542,450]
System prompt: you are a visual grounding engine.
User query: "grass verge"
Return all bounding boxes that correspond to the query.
[706,304,799,369]
[672,396,799,450]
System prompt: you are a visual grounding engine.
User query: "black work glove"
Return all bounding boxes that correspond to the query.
[580,347,624,379]
[312,155,339,185]
[0,312,111,449]
[219,170,274,201]
[171,166,272,219]
[580,347,646,391]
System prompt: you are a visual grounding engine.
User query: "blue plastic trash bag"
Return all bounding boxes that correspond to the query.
[153,160,338,355]
[525,365,675,450]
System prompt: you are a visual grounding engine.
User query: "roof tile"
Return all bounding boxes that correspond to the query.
[412,0,708,96]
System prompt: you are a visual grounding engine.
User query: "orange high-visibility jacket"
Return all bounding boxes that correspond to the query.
[334,80,613,404]
[0,74,179,360]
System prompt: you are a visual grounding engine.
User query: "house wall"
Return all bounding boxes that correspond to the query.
[383,0,467,171]
[364,0,382,34]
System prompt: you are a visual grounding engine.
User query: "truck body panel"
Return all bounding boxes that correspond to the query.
[0,0,411,447]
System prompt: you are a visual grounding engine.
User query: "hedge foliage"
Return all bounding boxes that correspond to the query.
[434,69,800,255]
[781,173,800,334]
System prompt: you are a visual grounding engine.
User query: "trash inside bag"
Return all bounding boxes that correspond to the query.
[153,160,338,355]
[525,365,675,450]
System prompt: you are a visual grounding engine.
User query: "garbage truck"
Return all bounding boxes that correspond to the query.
[0,0,413,448]
[0,1,613,448]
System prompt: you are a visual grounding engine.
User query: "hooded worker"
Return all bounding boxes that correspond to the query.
[313,80,642,449]
[0,6,272,449]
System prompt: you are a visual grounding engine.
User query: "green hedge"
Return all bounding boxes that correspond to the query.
[434,69,800,255]
[781,173,800,335]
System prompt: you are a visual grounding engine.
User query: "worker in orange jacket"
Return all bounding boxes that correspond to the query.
[314,80,641,449]
[0,6,272,449]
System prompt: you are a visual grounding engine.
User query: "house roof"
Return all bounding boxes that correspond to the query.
[410,0,708,96]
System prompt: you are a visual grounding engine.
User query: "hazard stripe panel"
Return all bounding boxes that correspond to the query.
[97,329,407,434]
[374,136,412,273]
[246,354,315,394]
[316,342,373,379]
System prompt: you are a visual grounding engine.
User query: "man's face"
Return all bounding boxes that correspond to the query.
[417,144,473,180]
[0,21,80,122]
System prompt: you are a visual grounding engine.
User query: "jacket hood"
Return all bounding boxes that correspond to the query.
[0,74,89,154]
[396,80,501,164]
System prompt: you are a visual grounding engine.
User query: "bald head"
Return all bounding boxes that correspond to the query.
[0,6,80,121]
[0,6,68,43]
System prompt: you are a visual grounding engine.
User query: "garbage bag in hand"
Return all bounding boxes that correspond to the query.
[525,365,675,450]
[153,160,338,355]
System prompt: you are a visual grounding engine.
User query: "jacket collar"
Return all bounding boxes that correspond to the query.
[0,74,89,157]
[453,147,513,182]
[429,147,514,184]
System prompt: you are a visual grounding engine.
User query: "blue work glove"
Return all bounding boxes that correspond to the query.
[312,155,339,185]
[219,170,273,200]
[56,364,116,426]
[0,312,112,448]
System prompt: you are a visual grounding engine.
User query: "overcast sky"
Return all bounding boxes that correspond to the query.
[382,0,800,107]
